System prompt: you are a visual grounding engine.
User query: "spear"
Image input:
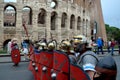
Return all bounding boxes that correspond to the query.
[22,23,29,39]
[45,29,47,39]
[50,32,53,41]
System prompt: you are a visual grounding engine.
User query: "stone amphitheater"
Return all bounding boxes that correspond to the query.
[0,0,107,49]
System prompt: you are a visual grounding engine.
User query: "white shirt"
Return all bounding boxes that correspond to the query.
[7,41,12,54]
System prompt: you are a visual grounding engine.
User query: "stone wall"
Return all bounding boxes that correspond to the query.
[0,0,106,49]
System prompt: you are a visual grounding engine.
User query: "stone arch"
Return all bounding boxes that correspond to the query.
[61,12,67,28]
[70,14,75,29]
[22,6,32,25]
[3,39,11,50]
[51,11,57,30]
[86,19,88,26]
[4,4,16,27]
[38,8,46,25]
[83,0,85,16]
[82,18,85,35]
[86,19,88,28]
[77,16,81,30]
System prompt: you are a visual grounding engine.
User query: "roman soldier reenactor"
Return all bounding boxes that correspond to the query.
[11,38,21,66]
[59,40,77,64]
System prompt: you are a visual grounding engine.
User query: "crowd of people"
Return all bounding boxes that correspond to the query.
[6,35,117,80]
[90,36,120,56]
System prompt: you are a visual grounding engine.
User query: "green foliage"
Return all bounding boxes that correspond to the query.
[105,24,120,41]
[0,50,7,54]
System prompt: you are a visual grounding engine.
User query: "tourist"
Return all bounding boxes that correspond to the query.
[107,40,111,53]
[21,40,29,60]
[110,39,116,55]
[96,37,104,54]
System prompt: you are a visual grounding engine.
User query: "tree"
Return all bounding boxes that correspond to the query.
[105,24,120,41]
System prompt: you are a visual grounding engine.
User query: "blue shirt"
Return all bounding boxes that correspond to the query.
[96,38,103,47]
[22,42,28,48]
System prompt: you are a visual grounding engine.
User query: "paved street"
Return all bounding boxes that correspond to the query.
[114,55,120,80]
[97,51,120,80]
[0,62,34,80]
[0,52,120,80]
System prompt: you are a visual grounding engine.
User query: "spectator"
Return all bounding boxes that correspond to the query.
[91,40,98,53]
[21,40,29,60]
[110,39,116,55]
[7,40,12,54]
[96,37,104,54]
[107,40,111,53]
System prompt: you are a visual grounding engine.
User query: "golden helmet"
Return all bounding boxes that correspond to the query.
[62,40,71,47]
[73,35,87,44]
[59,40,71,51]
[48,40,57,50]
[38,42,46,46]
[48,42,55,50]
[37,42,47,49]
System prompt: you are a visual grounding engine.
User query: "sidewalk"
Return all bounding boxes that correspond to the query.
[95,49,120,57]
[0,53,24,57]
[0,53,29,63]
[0,50,119,63]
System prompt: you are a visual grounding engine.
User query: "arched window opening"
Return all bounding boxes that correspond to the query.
[61,13,67,28]
[83,9,85,16]
[86,19,88,37]
[83,0,85,8]
[38,9,46,24]
[86,19,88,28]
[77,17,81,30]
[70,15,75,29]
[82,19,85,35]
[83,0,85,16]
[51,12,57,30]
[3,39,11,50]
[4,6,16,27]
[22,7,32,25]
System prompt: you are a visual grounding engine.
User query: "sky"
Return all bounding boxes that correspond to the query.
[101,0,120,28]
